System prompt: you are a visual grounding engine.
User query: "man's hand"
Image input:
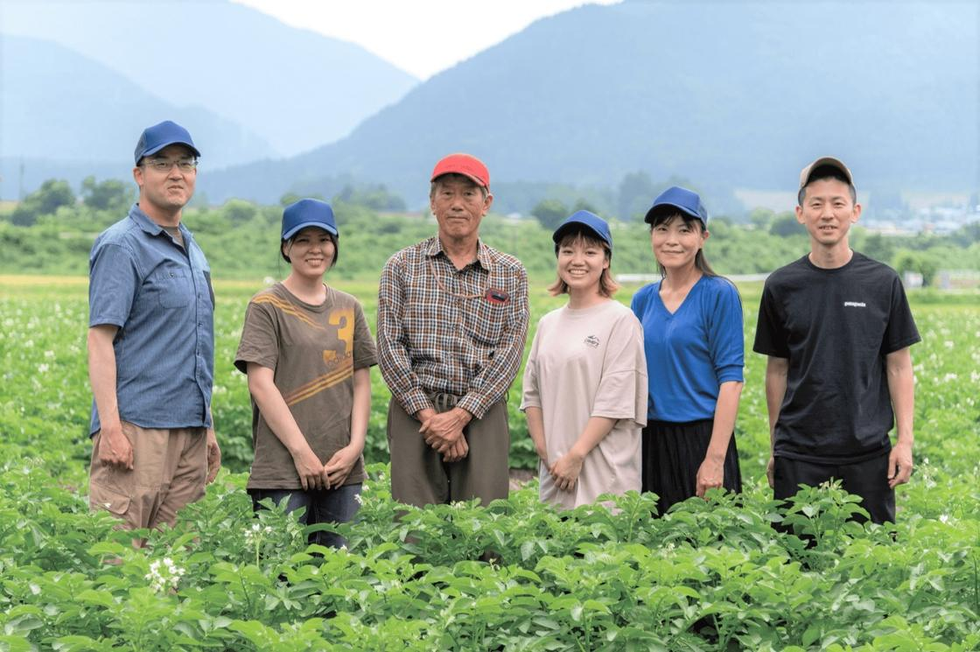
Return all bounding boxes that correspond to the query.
[324,445,361,489]
[442,436,469,463]
[549,451,584,492]
[206,428,221,483]
[766,455,775,489]
[420,407,472,453]
[695,454,724,498]
[98,421,134,470]
[888,440,913,488]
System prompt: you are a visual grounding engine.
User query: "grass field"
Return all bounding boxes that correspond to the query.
[0,275,978,650]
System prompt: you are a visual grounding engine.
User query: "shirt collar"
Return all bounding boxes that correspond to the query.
[426,236,492,271]
[128,203,189,239]
[128,203,164,236]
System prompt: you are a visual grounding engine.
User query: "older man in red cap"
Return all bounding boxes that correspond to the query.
[377,153,529,507]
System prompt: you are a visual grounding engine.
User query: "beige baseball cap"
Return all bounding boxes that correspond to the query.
[799,156,854,190]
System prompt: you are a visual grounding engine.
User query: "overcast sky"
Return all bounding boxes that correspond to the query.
[231,0,620,79]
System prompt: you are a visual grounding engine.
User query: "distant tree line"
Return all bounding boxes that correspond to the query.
[1,178,978,285]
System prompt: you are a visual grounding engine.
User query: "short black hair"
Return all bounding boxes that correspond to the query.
[280,231,339,267]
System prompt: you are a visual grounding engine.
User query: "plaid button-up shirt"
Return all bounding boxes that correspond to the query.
[377,236,529,419]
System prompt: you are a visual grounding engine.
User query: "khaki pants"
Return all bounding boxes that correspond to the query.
[89,421,207,531]
[387,396,510,508]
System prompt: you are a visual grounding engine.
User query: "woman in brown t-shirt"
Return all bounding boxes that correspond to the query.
[235,199,377,548]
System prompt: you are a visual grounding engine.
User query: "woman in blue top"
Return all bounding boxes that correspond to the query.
[630,186,744,515]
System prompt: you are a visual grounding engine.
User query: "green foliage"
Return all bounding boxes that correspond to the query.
[768,212,801,237]
[333,184,406,212]
[0,200,813,281]
[80,176,133,213]
[529,198,602,231]
[0,278,978,648]
[280,192,324,207]
[9,180,76,226]
[893,249,942,286]
[2,181,978,284]
[530,198,568,230]
[749,208,775,230]
[860,231,897,263]
[220,198,260,224]
[486,181,617,218]
[617,170,658,221]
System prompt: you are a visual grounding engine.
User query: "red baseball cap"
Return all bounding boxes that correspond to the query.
[430,153,490,189]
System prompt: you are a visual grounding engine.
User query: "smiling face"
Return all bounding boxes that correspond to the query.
[133,144,196,220]
[556,233,610,298]
[430,175,493,244]
[282,226,336,280]
[796,177,861,252]
[650,214,708,273]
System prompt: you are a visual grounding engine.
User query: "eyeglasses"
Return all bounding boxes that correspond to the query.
[142,157,198,172]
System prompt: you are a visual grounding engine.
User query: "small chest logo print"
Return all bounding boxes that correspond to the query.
[844,301,867,308]
[584,335,600,348]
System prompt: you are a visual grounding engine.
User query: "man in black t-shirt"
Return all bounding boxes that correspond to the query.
[753,156,920,524]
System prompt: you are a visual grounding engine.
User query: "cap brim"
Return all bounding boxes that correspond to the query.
[644,202,705,224]
[431,171,488,189]
[552,222,612,249]
[141,140,202,160]
[799,156,852,189]
[282,222,339,241]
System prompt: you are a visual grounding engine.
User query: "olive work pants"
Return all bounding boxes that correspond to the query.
[387,395,510,508]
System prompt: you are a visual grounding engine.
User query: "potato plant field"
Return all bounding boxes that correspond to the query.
[0,275,978,651]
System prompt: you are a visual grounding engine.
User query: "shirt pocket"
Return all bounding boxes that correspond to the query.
[469,300,508,346]
[149,266,191,309]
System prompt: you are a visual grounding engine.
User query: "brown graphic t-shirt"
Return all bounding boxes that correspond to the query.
[234,283,377,489]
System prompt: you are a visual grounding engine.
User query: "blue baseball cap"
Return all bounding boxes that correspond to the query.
[644,186,708,225]
[552,210,613,252]
[281,199,339,241]
[134,120,201,164]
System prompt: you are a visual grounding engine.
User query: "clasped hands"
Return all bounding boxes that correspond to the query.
[293,444,359,491]
[548,450,584,493]
[533,439,584,493]
[417,407,471,462]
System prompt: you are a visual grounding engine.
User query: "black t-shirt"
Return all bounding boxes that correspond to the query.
[753,252,920,463]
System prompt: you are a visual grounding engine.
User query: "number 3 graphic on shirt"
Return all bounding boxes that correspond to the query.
[328,307,354,359]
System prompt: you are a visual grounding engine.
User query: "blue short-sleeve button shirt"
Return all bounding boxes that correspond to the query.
[88,204,215,434]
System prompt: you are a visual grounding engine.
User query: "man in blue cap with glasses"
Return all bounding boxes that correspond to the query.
[87,120,221,537]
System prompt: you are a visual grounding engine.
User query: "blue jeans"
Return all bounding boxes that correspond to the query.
[248,483,362,549]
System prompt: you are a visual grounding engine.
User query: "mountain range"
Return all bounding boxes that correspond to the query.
[1,36,274,166]
[0,0,418,197]
[203,0,979,209]
[2,1,977,214]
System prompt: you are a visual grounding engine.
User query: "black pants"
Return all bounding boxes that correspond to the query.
[773,452,896,524]
[641,419,742,517]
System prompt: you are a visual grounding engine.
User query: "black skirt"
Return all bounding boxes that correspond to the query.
[641,419,742,516]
